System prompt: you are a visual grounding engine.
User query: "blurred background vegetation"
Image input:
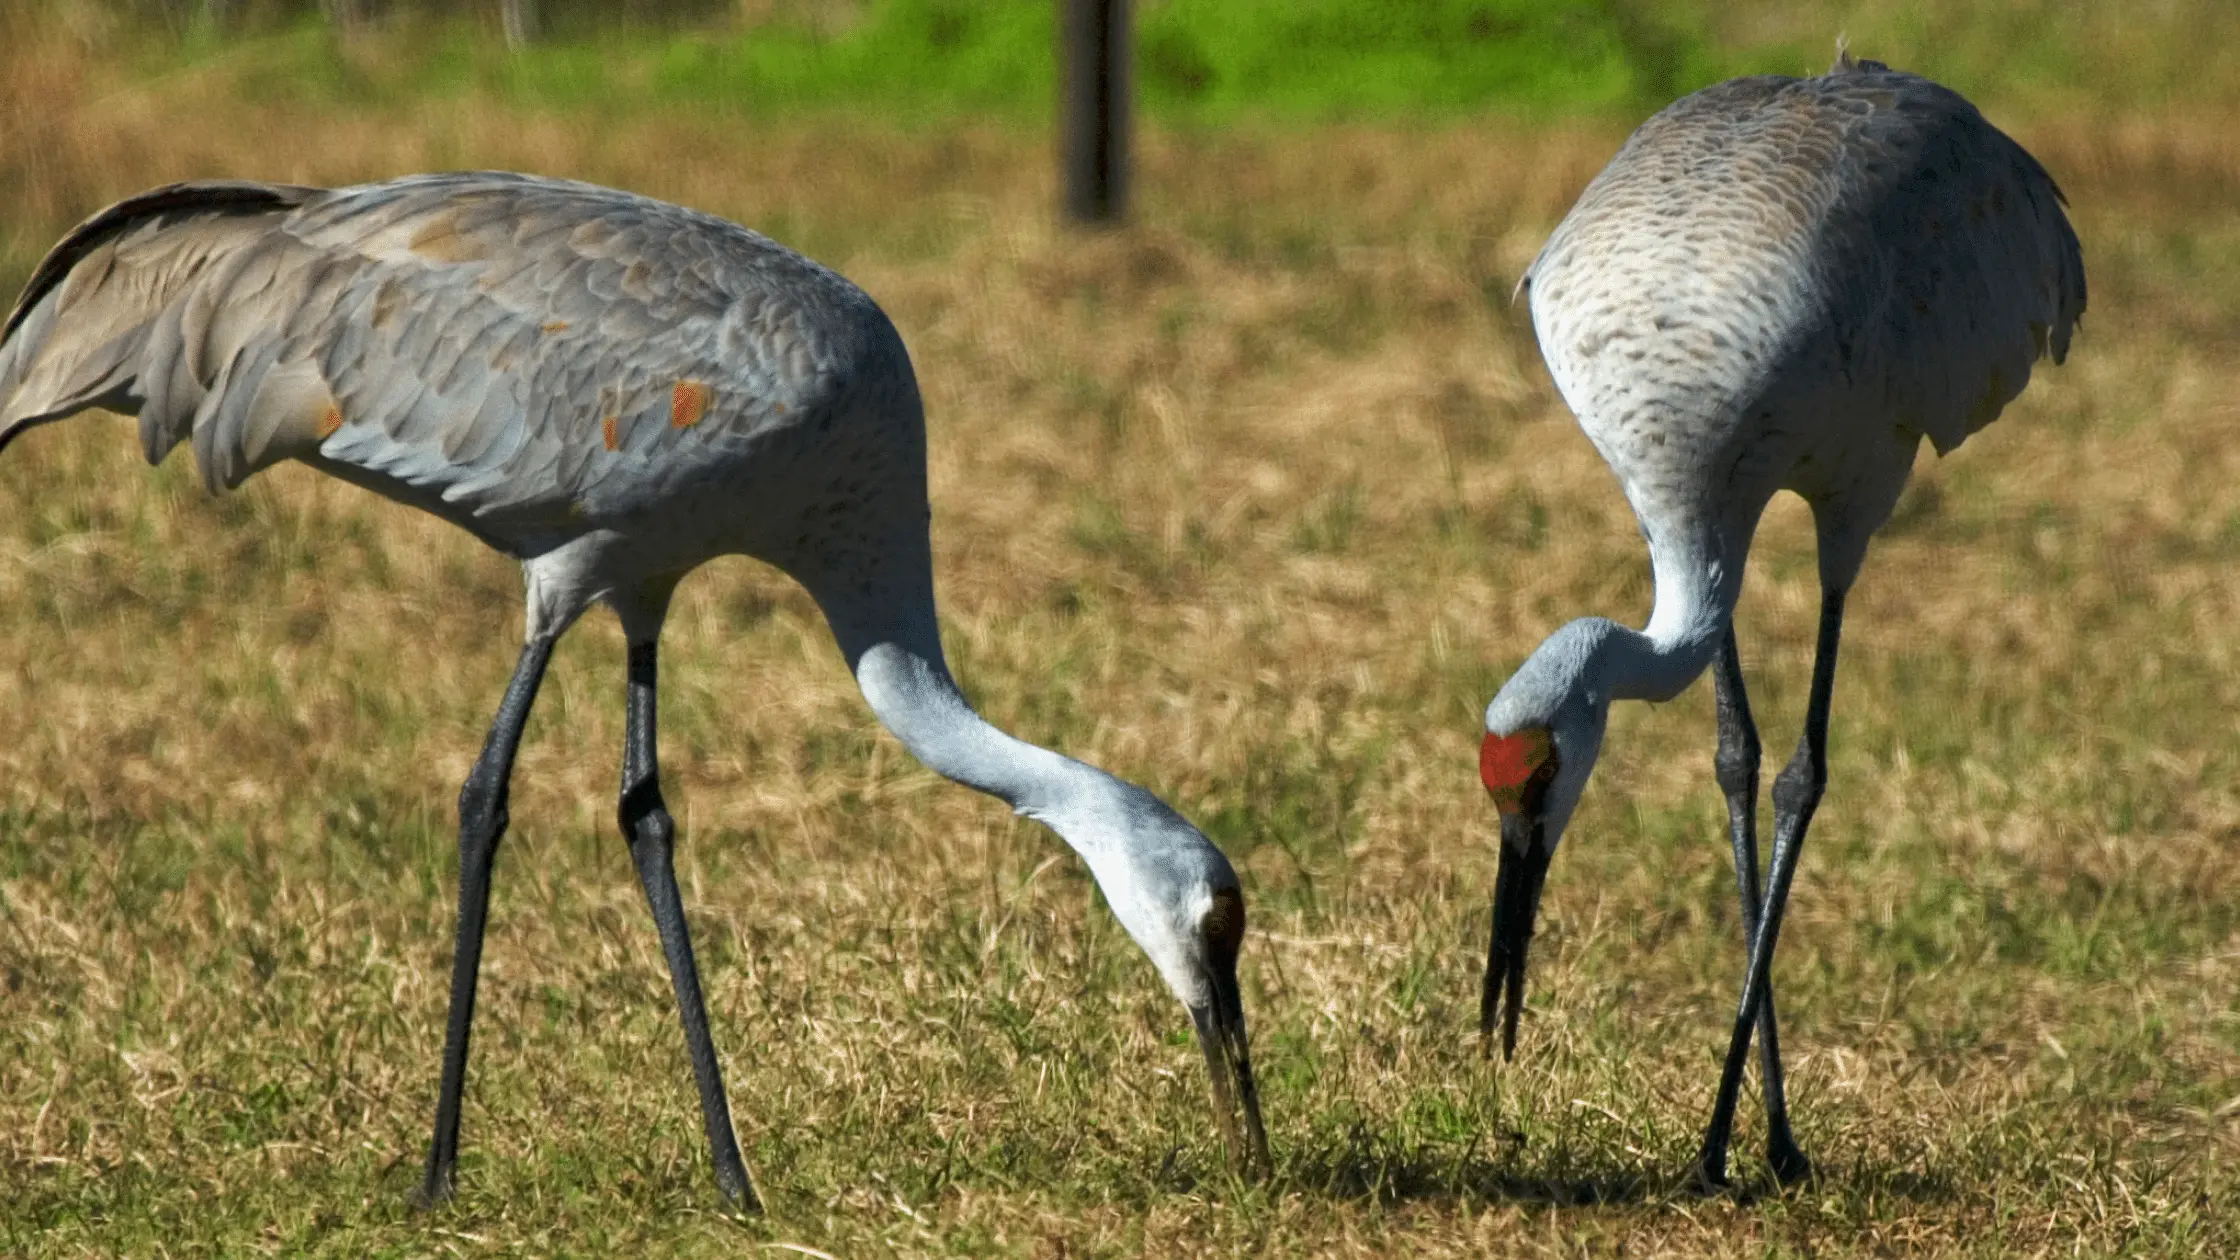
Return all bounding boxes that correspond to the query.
[20,0,2240,123]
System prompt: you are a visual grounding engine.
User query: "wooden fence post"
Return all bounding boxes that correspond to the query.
[1060,0,1131,226]
[501,0,539,50]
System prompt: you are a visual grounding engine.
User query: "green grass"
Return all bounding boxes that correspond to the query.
[50,0,2240,125]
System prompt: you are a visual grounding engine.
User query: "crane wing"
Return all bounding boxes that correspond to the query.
[1823,71,2087,454]
[1,173,876,549]
[1518,69,2084,468]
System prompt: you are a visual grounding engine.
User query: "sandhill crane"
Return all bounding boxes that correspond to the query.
[1476,49,2084,1187]
[0,172,1270,1209]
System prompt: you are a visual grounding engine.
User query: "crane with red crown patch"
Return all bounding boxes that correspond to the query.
[1477,42,2082,1192]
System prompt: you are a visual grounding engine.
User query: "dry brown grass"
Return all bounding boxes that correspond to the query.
[3,20,2238,1258]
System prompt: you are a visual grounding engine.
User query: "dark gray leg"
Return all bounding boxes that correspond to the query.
[1711,628,1811,1185]
[419,636,556,1207]
[619,639,758,1210]
[1695,587,1845,1189]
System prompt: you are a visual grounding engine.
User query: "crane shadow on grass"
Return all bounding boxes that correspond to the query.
[1159,1128,1964,1210]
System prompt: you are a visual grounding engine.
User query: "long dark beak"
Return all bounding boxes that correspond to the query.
[1480,808,1551,1059]
[1190,958,1271,1179]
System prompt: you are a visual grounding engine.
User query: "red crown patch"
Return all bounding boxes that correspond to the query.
[1481,727,1554,815]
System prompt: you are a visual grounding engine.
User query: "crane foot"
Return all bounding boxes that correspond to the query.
[713,1164,763,1216]
[410,1168,456,1212]
[1768,1138,1814,1187]
[1682,1151,1732,1196]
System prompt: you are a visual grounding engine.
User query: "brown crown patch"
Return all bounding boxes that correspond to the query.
[1203,886,1245,955]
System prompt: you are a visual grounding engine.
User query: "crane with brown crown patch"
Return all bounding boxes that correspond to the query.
[0,171,1270,1210]
[1481,45,2084,1189]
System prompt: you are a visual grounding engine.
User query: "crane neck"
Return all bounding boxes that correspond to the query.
[810,564,1133,869]
[851,634,1108,822]
[1601,522,1743,703]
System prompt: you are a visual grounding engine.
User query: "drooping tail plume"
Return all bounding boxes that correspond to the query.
[0,181,314,470]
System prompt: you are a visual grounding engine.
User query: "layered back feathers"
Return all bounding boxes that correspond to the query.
[1526,62,2086,458]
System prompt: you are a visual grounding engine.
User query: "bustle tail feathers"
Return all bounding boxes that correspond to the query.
[0,181,319,484]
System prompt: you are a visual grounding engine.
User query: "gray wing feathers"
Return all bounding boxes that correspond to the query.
[1522,71,2084,459]
[0,194,294,461]
[0,181,310,344]
[1837,74,2086,453]
[1,172,878,545]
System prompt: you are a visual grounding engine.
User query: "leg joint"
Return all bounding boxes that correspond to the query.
[1711,638,1761,800]
[618,777,673,847]
[1770,744,1825,818]
[457,770,508,845]
[1713,732,1760,798]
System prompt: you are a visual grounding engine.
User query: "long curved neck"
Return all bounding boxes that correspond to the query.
[808,557,1123,858]
[852,634,1105,822]
[1600,522,1744,703]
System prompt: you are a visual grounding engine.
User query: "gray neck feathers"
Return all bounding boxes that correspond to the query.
[1611,524,1738,702]
[1491,524,1741,728]
[852,640,1095,812]
[806,549,1148,875]
[842,620,1132,869]
[816,570,1226,1011]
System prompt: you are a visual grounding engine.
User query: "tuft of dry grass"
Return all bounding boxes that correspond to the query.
[3,22,2238,1260]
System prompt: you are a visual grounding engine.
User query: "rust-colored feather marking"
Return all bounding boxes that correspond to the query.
[670,380,711,428]
[602,413,620,451]
[316,405,343,439]
[541,320,570,334]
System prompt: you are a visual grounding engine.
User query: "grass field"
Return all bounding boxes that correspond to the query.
[43,0,2240,121]
[4,8,2240,1257]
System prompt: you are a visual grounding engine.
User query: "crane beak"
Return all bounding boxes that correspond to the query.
[1189,959,1271,1179]
[1480,808,1552,1059]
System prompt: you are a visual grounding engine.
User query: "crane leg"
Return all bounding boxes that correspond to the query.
[1710,628,1811,1186]
[1693,586,1844,1190]
[418,635,556,1208]
[617,638,760,1211]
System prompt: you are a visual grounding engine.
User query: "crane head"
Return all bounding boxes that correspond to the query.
[1477,623,1614,1057]
[1479,725,1562,1059]
[1063,782,1271,1179]
[1186,882,1270,1179]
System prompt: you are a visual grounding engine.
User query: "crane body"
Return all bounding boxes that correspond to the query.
[0,172,1269,1208]
[1478,51,2085,1186]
